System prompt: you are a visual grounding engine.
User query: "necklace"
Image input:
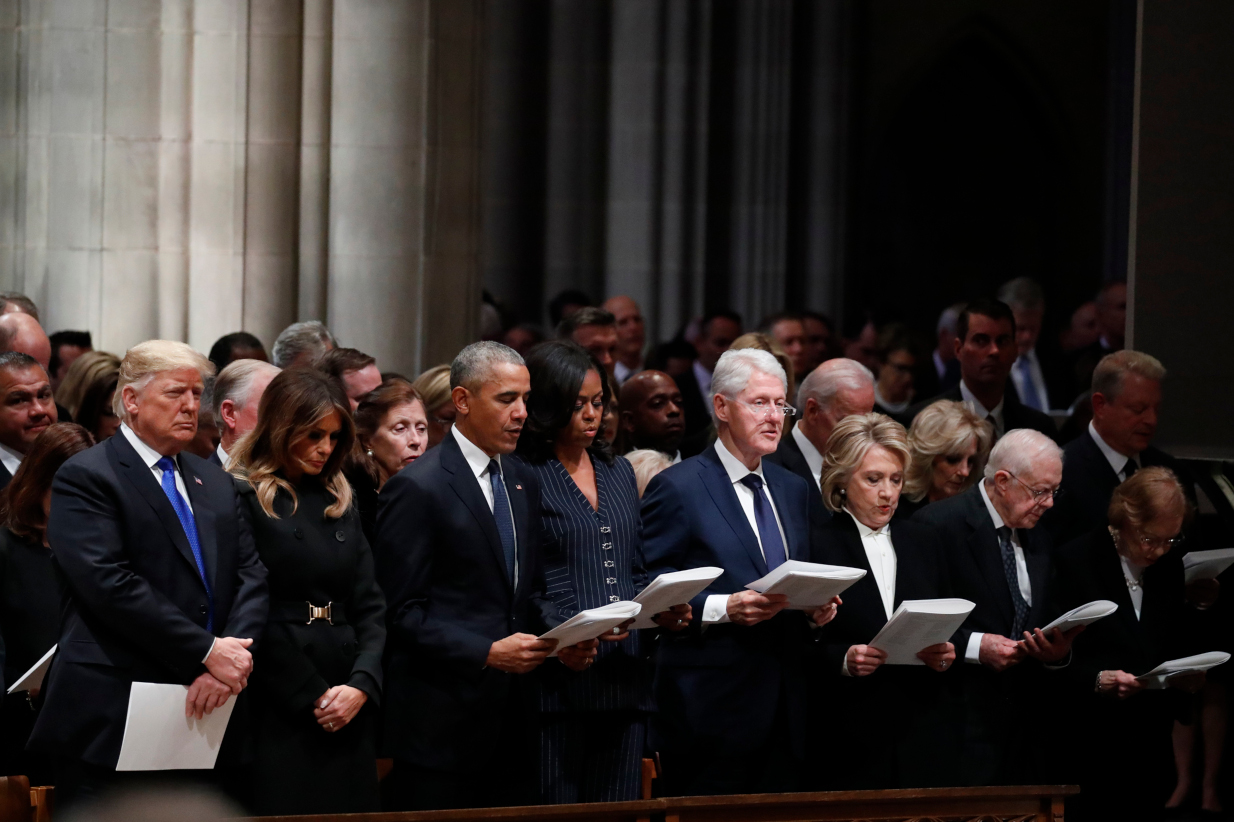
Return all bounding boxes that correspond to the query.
[1110,529,1143,592]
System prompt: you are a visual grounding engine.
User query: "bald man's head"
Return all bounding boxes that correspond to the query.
[0,313,51,371]
[618,370,684,455]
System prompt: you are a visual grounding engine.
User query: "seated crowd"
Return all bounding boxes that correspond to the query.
[0,282,1226,821]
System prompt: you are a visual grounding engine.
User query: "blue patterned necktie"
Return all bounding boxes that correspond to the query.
[997,525,1028,638]
[740,474,786,571]
[156,457,214,631]
[1016,356,1045,412]
[488,459,517,583]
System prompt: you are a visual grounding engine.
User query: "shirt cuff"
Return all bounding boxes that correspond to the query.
[202,637,217,665]
[965,632,984,664]
[841,652,852,677]
[703,594,731,625]
[1045,649,1072,671]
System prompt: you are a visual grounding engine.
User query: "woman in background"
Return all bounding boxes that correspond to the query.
[898,400,992,519]
[412,365,455,450]
[348,377,429,543]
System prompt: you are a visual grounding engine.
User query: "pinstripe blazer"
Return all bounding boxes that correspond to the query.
[519,454,654,713]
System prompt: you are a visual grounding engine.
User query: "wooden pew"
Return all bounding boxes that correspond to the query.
[0,776,30,822]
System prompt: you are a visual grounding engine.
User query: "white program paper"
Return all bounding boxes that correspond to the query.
[630,567,723,629]
[541,601,642,657]
[1183,548,1234,584]
[1042,600,1118,634]
[6,644,56,695]
[868,598,976,665]
[115,682,237,771]
[746,560,866,609]
[1136,651,1231,689]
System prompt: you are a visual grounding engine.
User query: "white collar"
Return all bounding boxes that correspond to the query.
[714,437,764,485]
[1118,553,1145,584]
[693,360,713,395]
[670,450,682,465]
[216,443,231,470]
[120,423,175,470]
[846,509,890,538]
[1017,349,1039,367]
[874,386,911,414]
[1088,420,1138,477]
[451,423,498,479]
[791,424,824,479]
[978,480,1007,531]
[959,379,1004,421]
[0,441,23,475]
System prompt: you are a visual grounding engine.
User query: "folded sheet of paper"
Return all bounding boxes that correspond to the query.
[745,560,866,609]
[6,644,55,695]
[541,601,642,656]
[630,567,723,629]
[1136,652,1231,689]
[1183,548,1234,584]
[1042,600,1118,634]
[115,682,237,771]
[868,598,976,665]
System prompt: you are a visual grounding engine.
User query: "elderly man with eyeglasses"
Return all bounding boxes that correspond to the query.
[914,427,1082,787]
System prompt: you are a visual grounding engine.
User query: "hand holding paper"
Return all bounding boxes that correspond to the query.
[745,560,866,609]
[1041,600,1118,634]
[487,633,556,673]
[1136,652,1230,689]
[631,567,722,629]
[868,599,974,666]
[117,682,237,771]
[540,601,641,657]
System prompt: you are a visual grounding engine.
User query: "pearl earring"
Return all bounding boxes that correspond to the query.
[366,448,373,457]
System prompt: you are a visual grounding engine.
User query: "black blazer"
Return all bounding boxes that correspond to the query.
[672,366,714,458]
[374,432,560,772]
[0,462,11,492]
[907,383,1060,444]
[29,432,269,768]
[1041,428,1182,546]
[207,448,224,468]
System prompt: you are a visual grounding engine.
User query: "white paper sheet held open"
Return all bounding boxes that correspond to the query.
[115,682,237,771]
[868,598,975,665]
[1041,600,1118,634]
[745,560,866,609]
[540,601,642,657]
[6,645,55,695]
[1136,652,1231,689]
[630,567,723,629]
[1183,548,1234,584]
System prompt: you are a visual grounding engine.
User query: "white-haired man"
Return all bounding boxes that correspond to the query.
[211,358,281,468]
[29,340,268,808]
[914,428,1080,787]
[641,348,838,795]
[766,357,875,493]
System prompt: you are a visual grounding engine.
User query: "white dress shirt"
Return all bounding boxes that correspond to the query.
[692,360,713,406]
[791,424,824,490]
[1119,555,1145,620]
[873,386,911,415]
[702,439,789,625]
[451,424,518,584]
[0,442,22,478]
[959,380,1006,439]
[215,443,231,470]
[965,480,1032,663]
[614,359,643,385]
[670,450,682,465]
[1009,349,1051,412]
[1089,421,1140,481]
[933,349,949,381]
[839,513,898,675]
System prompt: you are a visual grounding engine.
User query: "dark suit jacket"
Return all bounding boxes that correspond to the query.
[207,448,224,468]
[672,366,714,458]
[907,382,1060,444]
[0,462,11,492]
[640,445,817,765]
[1041,428,1182,546]
[29,432,269,768]
[811,512,959,788]
[763,432,831,527]
[374,432,560,772]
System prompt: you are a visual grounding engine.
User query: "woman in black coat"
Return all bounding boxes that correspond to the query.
[230,369,386,815]
[812,413,959,790]
[0,423,94,784]
[515,341,692,804]
[1055,467,1204,822]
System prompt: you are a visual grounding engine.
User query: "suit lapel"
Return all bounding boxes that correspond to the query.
[440,435,510,589]
[180,458,218,588]
[963,488,1016,629]
[697,449,768,578]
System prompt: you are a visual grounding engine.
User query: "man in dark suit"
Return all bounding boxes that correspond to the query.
[642,348,837,796]
[0,353,57,490]
[29,340,268,809]
[998,277,1070,413]
[376,342,594,811]
[908,298,1059,444]
[766,357,874,493]
[1067,281,1126,402]
[675,310,742,457]
[914,428,1080,785]
[210,359,280,468]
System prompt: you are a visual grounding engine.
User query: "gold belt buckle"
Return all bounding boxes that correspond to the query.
[306,602,333,625]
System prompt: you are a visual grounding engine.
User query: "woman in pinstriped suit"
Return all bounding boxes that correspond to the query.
[515,341,692,804]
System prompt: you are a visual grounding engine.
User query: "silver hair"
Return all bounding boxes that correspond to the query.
[450,341,525,391]
[1091,350,1166,401]
[984,428,1063,481]
[997,277,1045,312]
[936,303,964,336]
[212,359,281,427]
[710,348,787,420]
[795,357,874,411]
[271,320,336,369]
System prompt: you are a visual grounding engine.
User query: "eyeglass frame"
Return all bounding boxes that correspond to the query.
[724,395,797,420]
[1112,527,1185,550]
[1004,471,1064,505]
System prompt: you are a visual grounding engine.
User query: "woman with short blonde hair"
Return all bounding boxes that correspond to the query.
[902,400,993,514]
[412,364,454,450]
[55,350,121,418]
[626,448,674,497]
[819,413,912,513]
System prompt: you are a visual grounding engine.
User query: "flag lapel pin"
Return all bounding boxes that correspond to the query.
[515,484,523,490]
[195,477,203,485]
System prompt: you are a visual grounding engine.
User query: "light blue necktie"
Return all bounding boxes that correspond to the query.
[1016,356,1045,412]
[156,457,214,631]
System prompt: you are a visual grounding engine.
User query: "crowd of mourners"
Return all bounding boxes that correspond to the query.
[0,277,1226,821]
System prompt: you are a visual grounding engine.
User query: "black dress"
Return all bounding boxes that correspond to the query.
[0,527,59,784]
[238,478,387,815]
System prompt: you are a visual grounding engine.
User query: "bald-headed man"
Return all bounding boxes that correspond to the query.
[602,296,646,384]
[617,370,685,461]
[0,313,52,372]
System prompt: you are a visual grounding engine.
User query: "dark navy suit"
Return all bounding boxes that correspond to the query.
[641,443,818,795]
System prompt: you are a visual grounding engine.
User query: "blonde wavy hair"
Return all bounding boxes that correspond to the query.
[904,400,993,502]
[56,350,121,417]
[819,413,911,512]
[229,368,355,519]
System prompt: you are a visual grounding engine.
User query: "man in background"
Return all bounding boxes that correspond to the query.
[602,296,646,384]
[48,330,93,393]
[558,307,619,378]
[617,370,685,462]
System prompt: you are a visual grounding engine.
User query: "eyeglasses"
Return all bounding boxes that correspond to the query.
[729,397,797,420]
[1006,472,1063,504]
[1130,531,1185,550]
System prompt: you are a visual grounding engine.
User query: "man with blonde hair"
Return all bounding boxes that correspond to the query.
[30,340,268,808]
